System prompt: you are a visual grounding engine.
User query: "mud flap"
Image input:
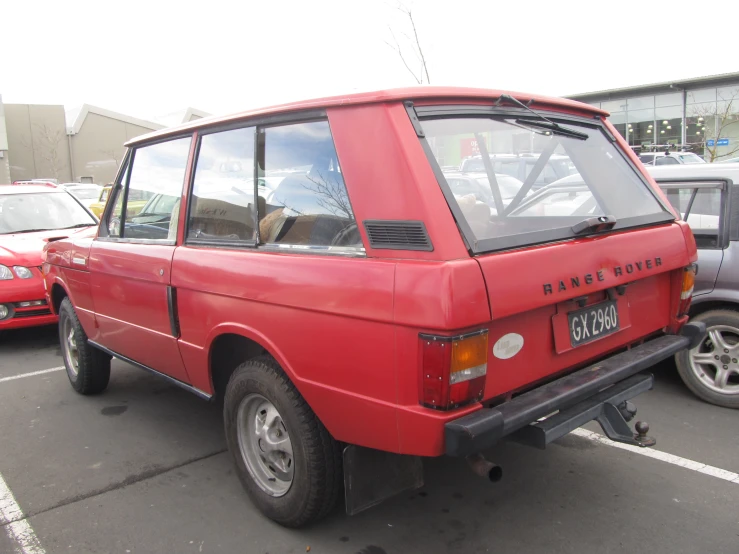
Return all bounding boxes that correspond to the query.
[343,445,424,515]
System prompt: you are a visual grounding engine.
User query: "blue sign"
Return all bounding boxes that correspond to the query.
[707,138,730,147]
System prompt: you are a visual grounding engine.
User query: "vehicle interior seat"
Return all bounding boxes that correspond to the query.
[259,164,355,245]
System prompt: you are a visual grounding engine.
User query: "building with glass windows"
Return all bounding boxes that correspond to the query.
[568,72,739,162]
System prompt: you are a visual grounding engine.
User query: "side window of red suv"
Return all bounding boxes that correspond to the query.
[188,127,257,243]
[257,121,362,249]
[105,136,191,241]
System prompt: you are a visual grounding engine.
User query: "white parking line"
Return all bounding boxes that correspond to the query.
[572,428,739,484]
[0,367,64,384]
[0,471,45,554]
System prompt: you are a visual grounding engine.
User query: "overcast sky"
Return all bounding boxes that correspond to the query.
[1,0,737,122]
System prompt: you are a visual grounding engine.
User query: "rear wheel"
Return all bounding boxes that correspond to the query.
[675,310,739,409]
[223,356,342,527]
[59,297,111,395]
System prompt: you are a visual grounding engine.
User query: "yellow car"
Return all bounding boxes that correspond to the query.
[88,186,149,218]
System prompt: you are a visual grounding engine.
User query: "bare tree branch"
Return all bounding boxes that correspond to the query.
[385,1,431,85]
[384,27,421,85]
[402,6,431,84]
[689,88,739,162]
[31,124,67,179]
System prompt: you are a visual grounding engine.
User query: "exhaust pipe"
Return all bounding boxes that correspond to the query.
[466,453,503,482]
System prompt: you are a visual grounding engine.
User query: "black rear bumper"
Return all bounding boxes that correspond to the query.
[445,324,704,456]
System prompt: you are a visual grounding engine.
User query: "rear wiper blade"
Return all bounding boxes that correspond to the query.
[571,215,617,235]
[496,94,589,140]
[514,119,589,141]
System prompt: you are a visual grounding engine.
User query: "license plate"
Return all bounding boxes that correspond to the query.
[568,300,620,347]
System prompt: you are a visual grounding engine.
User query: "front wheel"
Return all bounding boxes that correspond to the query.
[675,310,739,409]
[223,356,342,527]
[58,297,111,395]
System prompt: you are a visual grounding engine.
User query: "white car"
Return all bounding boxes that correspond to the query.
[638,151,705,166]
[60,184,103,211]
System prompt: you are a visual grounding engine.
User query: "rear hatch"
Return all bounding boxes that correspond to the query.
[417,101,692,398]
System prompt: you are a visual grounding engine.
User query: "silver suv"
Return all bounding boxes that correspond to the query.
[648,162,739,408]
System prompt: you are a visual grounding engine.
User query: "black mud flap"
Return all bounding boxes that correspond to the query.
[343,445,424,515]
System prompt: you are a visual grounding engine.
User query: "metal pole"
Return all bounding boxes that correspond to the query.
[67,133,76,182]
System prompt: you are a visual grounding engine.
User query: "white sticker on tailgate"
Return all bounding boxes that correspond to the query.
[493,333,524,360]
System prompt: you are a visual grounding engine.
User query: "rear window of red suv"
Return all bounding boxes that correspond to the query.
[418,109,674,253]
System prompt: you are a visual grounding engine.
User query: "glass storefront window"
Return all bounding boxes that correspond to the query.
[687,88,717,104]
[627,108,655,146]
[655,105,682,147]
[601,100,627,114]
[656,92,682,107]
[608,110,627,141]
[627,96,654,111]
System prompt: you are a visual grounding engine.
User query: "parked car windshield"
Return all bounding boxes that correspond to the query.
[68,187,101,200]
[422,115,673,252]
[0,192,97,234]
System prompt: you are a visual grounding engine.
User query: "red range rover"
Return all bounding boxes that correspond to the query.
[43,87,704,526]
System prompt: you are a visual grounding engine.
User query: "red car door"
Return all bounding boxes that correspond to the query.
[89,135,193,383]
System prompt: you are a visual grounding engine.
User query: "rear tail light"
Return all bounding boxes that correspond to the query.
[419,330,488,410]
[678,263,697,316]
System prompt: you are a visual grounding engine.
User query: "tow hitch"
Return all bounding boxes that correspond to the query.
[513,373,657,449]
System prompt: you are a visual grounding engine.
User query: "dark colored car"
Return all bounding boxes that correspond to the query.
[648,163,739,408]
[44,87,702,526]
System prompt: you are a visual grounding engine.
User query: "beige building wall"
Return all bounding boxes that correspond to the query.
[70,112,158,185]
[0,99,208,185]
[5,104,72,183]
[0,95,9,183]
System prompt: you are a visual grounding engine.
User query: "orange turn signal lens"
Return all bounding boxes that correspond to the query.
[450,333,489,383]
[681,264,696,300]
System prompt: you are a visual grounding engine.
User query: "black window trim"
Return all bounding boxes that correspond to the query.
[411,103,676,254]
[181,112,366,256]
[98,132,194,245]
[654,177,732,250]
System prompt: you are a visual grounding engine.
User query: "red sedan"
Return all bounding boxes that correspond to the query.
[0,184,97,331]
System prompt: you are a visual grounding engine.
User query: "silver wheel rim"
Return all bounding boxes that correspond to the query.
[688,324,739,395]
[61,316,79,377]
[236,394,294,497]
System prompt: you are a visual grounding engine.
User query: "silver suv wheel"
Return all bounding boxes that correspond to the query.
[688,325,739,395]
[236,393,294,497]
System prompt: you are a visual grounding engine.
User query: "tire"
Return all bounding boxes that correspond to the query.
[675,309,739,409]
[223,356,342,527]
[58,297,111,395]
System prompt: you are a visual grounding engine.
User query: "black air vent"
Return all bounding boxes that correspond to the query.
[363,220,433,251]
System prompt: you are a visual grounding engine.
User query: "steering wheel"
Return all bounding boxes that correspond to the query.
[331,223,361,247]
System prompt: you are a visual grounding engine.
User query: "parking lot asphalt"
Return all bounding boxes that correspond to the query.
[1,325,738,554]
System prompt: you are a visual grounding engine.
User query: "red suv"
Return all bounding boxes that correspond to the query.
[43,87,704,527]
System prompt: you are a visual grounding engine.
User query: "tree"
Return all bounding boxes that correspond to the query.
[32,124,67,179]
[384,2,431,85]
[99,148,120,168]
[689,88,739,162]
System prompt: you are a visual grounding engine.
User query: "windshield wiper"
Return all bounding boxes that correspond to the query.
[571,215,617,235]
[496,94,589,141]
[12,228,54,234]
[62,223,96,229]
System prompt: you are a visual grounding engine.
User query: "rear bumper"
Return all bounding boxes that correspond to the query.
[445,324,704,456]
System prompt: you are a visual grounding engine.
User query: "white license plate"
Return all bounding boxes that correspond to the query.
[568,300,620,347]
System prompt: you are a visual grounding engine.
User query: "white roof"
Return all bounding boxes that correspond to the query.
[152,107,211,128]
[65,104,164,135]
[647,163,739,180]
